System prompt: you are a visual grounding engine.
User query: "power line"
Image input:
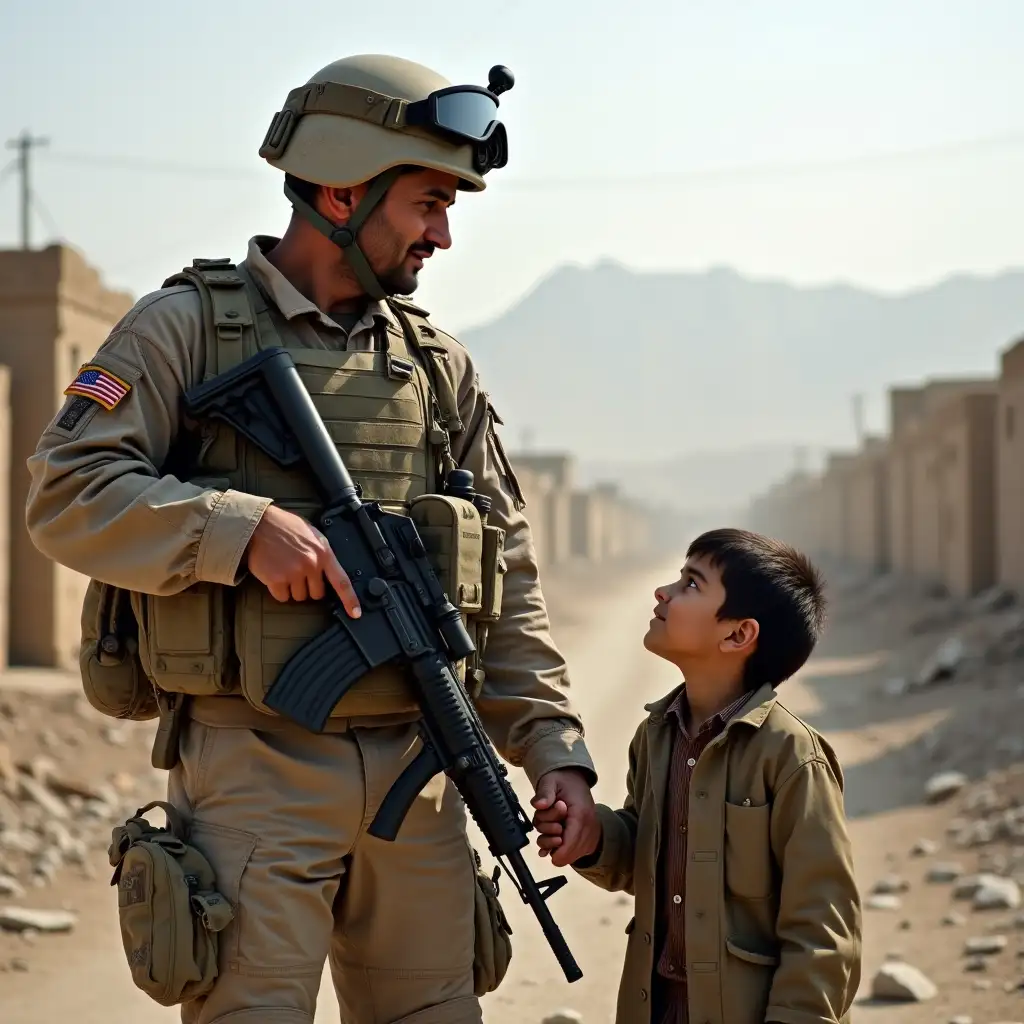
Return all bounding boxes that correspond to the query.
[5,130,49,249]
[34,127,1024,190]
[29,189,62,243]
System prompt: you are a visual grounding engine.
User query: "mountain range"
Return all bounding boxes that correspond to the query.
[458,260,1024,513]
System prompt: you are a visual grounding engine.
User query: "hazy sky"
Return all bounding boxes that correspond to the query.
[1,1,1023,332]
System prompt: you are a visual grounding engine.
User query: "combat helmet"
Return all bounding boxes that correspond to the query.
[259,54,514,298]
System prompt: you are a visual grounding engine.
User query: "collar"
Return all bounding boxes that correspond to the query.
[243,235,399,334]
[645,680,777,730]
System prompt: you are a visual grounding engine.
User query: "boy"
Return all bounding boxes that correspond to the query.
[532,528,862,1024]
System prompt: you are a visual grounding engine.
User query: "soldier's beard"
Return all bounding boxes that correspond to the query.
[355,210,435,296]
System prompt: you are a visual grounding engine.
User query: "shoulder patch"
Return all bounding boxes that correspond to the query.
[64,364,132,411]
[56,395,98,431]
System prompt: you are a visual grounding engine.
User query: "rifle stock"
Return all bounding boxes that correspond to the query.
[182,346,583,985]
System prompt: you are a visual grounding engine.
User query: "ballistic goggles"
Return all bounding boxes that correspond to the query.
[260,66,514,176]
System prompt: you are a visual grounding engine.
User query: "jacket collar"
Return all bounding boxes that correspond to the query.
[644,680,777,730]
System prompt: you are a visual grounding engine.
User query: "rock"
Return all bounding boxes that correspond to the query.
[915,636,965,686]
[884,677,909,696]
[973,877,1021,910]
[947,1016,973,1024]
[910,838,938,857]
[45,774,104,803]
[9,957,27,971]
[970,978,991,990]
[964,956,988,972]
[870,961,938,1002]
[17,776,68,821]
[541,1013,583,1024]
[926,771,968,803]
[954,873,1001,899]
[872,874,910,895]
[965,786,1000,814]
[927,862,965,883]
[0,875,24,898]
[0,907,77,933]
[866,894,902,911]
[0,743,16,796]
[1013,911,1024,929]
[964,934,1008,955]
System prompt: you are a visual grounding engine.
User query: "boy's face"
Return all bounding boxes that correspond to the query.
[643,553,756,665]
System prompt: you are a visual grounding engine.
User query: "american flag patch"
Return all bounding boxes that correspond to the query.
[64,365,131,410]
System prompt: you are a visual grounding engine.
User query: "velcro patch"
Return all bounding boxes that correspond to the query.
[64,364,132,410]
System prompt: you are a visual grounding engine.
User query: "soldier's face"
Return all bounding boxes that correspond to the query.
[358,168,458,295]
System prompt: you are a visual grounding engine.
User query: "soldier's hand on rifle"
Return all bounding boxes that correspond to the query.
[531,768,600,867]
[245,504,362,617]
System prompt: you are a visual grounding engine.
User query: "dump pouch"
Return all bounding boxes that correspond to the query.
[470,846,513,996]
[79,579,158,721]
[108,801,234,1007]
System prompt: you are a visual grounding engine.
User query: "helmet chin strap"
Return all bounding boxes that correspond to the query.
[283,166,405,301]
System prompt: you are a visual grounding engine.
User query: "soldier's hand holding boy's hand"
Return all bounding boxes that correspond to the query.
[531,778,602,866]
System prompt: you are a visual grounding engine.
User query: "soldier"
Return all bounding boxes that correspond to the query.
[25,54,599,1024]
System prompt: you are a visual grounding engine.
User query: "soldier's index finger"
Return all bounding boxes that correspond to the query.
[323,549,361,618]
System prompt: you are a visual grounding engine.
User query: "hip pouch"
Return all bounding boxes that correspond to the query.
[79,579,158,721]
[470,847,513,996]
[107,801,234,1007]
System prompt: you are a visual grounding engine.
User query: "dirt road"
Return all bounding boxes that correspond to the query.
[1,556,1021,1022]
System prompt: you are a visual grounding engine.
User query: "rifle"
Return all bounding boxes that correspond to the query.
[182,346,582,985]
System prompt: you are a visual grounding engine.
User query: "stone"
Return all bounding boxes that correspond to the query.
[45,775,104,803]
[541,1013,583,1024]
[884,677,909,696]
[910,838,938,857]
[0,875,24,898]
[17,776,68,821]
[954,873,1001,899]
[928,862,965,883]
[964,935,1007,955]
[973,877,1021,910]
[926,771,969,803]
[915,636,965,686]
[970,978,991,991]
[0,907,77,933]
[869,961,938,1002]
[866,894,902,911]
[9,957,27,971]
[964,956,988,972]
[947,1016,972,1024]
[872,874,910,894]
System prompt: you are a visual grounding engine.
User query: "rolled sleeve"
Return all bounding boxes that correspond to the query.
[195,490,273,586]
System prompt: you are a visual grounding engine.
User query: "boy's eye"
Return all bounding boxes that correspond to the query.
[684,576,698,590]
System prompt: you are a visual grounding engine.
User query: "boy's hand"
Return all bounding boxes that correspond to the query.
[531,768,601,867]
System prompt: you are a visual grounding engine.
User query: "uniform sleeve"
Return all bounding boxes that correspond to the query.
[765,750,862,1024]
[25,292,272,596]
[571,721,645,893]
[444,340,597,789]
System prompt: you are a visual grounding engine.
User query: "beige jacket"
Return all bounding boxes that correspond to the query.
[575,682,862,1024]
[24,236,595,788]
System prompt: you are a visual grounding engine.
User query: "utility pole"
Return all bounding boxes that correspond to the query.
[5,130,48,250]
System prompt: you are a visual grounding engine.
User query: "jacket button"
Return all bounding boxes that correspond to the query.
[644,932,651,944]
[640,989,648,1001]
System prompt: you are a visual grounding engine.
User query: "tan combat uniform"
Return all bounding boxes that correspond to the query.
[25,236,595,1024]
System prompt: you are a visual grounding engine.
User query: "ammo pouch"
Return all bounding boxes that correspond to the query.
[80,579,158,721]
[108,800,234,1007]
[471,847,513,996]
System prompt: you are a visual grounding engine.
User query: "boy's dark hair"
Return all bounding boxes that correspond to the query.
[687,527,827,690]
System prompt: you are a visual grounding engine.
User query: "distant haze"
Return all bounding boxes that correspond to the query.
[462,260,1024,514]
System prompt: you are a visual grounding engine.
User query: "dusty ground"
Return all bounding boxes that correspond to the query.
[0,553,1023,1023]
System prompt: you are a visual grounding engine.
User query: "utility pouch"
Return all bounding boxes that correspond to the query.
[470,847,513,996]
[108,801,234,1007]
[409,494,484,616]
[131,583,233,697]
[79,579,158,721]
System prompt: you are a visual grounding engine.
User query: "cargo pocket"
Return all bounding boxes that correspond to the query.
[723,939,777,1023]
[186,820,258,965]
[134,583,233,697]
[724,800,773,899]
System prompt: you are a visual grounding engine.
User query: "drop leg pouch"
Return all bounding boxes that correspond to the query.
[107,800,234,1006]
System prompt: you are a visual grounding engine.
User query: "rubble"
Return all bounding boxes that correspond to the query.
[914,635,966,687]
[541,1013,583,1024]
[973,877,1021,910]
[926,771,969,803]
[0,907,77,933]
[869,961,938,1002]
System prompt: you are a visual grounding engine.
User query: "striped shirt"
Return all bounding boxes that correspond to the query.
[653,688,751,1024]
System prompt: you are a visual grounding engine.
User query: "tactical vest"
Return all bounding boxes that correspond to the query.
[122,258,503,720]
